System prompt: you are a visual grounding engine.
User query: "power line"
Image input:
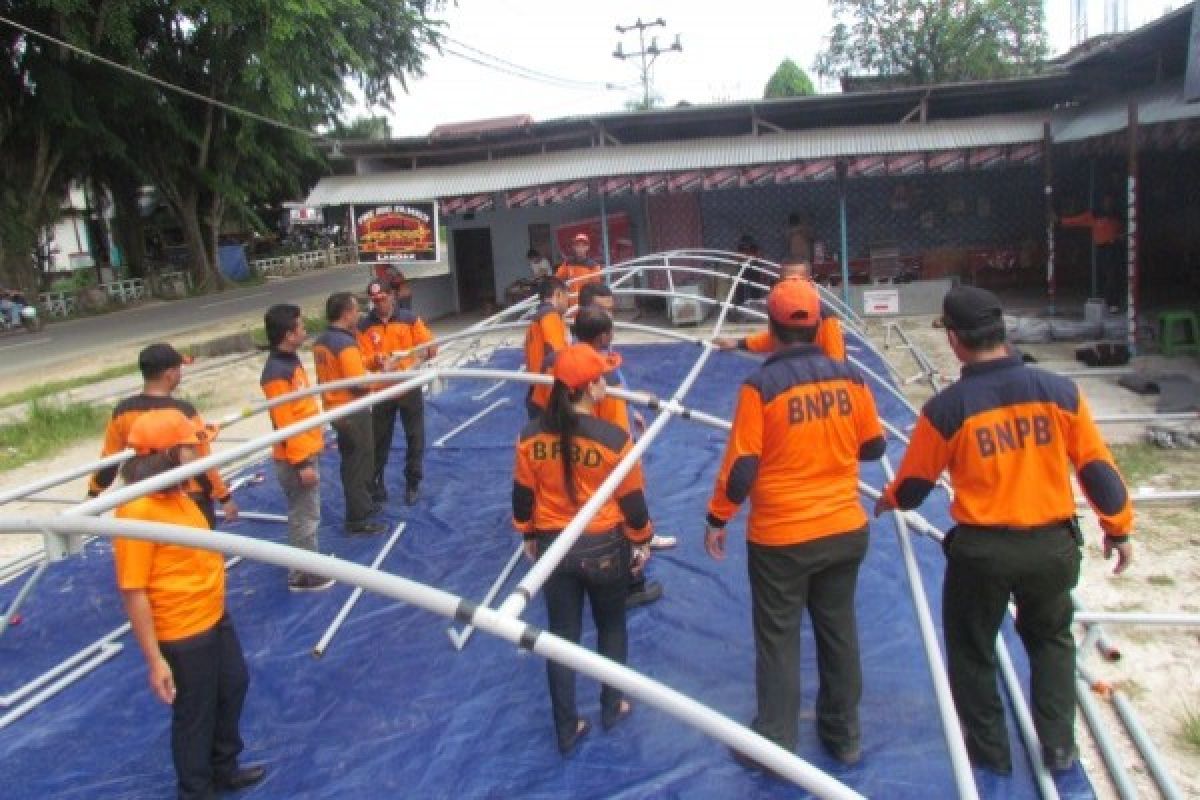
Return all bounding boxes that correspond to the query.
[442,46,626,92]
[441,34,619,90]
[0,13,322,139]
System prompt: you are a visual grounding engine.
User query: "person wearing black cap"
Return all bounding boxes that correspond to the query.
[89,343,238,529]
[876,285,1134,775]
[704,278,886,771]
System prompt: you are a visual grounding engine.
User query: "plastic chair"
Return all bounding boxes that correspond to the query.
[1157,310,1200,356]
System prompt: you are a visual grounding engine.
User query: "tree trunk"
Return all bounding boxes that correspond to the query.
[205,190,229,291]
[176,192,213,293]
[108,182,147,279]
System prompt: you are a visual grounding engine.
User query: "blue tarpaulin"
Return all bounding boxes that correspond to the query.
[0,340,1095,799]
[217,245,250,281]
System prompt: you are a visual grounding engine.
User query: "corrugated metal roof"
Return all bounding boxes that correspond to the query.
[307,113,1047,206]
[1052,80,1200,142]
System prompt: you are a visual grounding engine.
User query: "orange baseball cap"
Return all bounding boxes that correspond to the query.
[766,277,821,328]
[127,409,218,454]
[552,343,621,390]
[573,232,590,244]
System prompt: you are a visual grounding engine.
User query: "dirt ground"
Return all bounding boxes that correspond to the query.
[878,315,1200,799]
[2,307,1198,796]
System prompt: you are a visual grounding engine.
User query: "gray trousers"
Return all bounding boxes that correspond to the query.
[274,459,320,580]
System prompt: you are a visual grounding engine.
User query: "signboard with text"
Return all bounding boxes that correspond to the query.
[862,288,900,315]
[355,203,440,264]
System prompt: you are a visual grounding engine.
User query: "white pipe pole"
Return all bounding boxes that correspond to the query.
[1077,489,1200,505]
[0,450,134,506]
[1111,688,1184,800]
[0,643,123,730]
[1093,412,1199,424]
[447,543,525,651]
[1074,675,1138,800]
[0,561,48,635]
[1073,611,1200,626]
[880,458,979,800]
[0,516,862,799]
[472,367,524,401]
[498,260,747,619]
[433,398,509,448]
[234,512,289,523]
[312,522,406,659]
[0,622,129,708]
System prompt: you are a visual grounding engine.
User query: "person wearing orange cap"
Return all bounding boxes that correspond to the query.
[90,343,238,530]
[512,343,653,755]
[554,232,603,307]
[315,292,386,535]
[357,278,437,506]
[704,277,886,771]
[260,304,335,590]
[712,262,846,362]
[524,276,570,419]
[875,285,1134,775]
[113,409,266,799]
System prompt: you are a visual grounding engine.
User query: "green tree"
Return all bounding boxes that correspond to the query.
[764,59,815,98]
[815,0,1047,85]
[334,116,393,140]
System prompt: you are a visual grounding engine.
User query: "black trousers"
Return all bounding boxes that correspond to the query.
[372,389,424,489]
[158,614,249,800]
[537,529,630,749]
[747,527,868,753]
[1098,243,1125,309]
[942,523,1081,769]
[332,410,375,524]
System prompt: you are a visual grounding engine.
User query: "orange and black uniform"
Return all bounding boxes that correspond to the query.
[523,302,569,418]
[706,344,885,754]
[883,353,1133,771]
[260,349,324,561]
[1061,210,1125,309]
[512,413,650,747]
[554,259,602,307]
[739,315,846,362]
[90,395,231,529]
[313,326,375,524]
[114,491,248,798]
[357,308,433,493]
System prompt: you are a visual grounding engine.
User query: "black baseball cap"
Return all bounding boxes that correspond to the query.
[937,286,1004,333]
[138,343,187,377]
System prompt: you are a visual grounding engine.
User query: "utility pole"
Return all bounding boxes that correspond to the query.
[612,17,682,110]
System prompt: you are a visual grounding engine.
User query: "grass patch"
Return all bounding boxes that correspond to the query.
[1179,706,1200,752]
[1111,442,1167,485]
[0,363,140,409]
[1147,574,1176,587]
[0,400,108,471]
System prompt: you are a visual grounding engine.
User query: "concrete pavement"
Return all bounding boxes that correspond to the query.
[0,264,369,393]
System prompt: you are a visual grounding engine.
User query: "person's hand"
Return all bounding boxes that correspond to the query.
[704,524,726,561]
[1104,536,1134,575]
[523,539,538,562]
[221,498,239,524]
[298,465,319,488]
[148,655,176,705]
[712,337,737,351]
[873,494,895,518]
[632,410,646,435]
[631,543,651,576]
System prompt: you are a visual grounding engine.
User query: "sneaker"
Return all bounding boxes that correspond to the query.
[626,580,663,609]
[404,483,419,506]
[649,534,677,550]
[288,573,335,592]
[345,520,387,536]
[1043,744,1078,772]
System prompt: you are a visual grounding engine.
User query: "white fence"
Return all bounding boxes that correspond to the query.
[250,245,355,277]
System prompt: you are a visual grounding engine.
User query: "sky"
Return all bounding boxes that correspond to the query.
[362,0,1186,137]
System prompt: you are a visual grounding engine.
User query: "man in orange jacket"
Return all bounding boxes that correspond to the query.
[712,261,846,361]
[90,343,238,530]
[524,276,570,419]
[876,285,1134,775]
[260,304,334,591]
[555,232,603,307]
[114,409,266,798]
[316,292,386,534]
[704,277,885,771]
[1060,194,1125,312]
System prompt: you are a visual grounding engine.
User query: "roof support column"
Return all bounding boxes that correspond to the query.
[1126,100,1140,354]
[1044,122,1057,313]
[837,160,851,305]
[598,182,613,269]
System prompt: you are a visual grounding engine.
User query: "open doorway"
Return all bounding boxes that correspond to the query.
[452,227,496,312]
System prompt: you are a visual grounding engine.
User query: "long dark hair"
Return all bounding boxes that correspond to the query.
[542,379,586,505]
[119,448,183,488]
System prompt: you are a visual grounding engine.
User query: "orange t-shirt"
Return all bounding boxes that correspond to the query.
[524,303,569,411]
[554,261,603,307]
[114,492,225,642]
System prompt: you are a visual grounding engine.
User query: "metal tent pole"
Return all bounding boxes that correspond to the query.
[312,522,406,658]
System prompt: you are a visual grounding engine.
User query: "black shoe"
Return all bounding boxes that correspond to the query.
[966,740,1012,776]
[404,483,419,506]
[288,573,335,592]
[626,580,663,609]
[820,736,862,766]
[729,747,786,781]
[345,520,387,536]
[214,764,267,791]
[557,718,591,756]
[1043,744,1079,772]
